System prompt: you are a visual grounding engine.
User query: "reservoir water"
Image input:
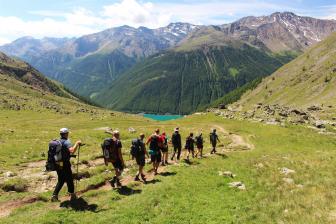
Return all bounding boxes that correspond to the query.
[143,114,184,121]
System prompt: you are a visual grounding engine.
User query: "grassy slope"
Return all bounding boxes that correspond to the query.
[0,52,73,99]
[238,32,336,112]
[94,43,295,114]
[0,110,336,223]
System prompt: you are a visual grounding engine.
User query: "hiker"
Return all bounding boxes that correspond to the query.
[51,128,82,202]
[131,133,149,183]
[171,127,182,161]
[210,129,220,154]
[185,132,195,160]
[146,129,163,175]
[161,132,169,166]
[102,130,125,188]
[195,133,204,158]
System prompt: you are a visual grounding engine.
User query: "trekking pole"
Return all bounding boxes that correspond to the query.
[75,143,85,192]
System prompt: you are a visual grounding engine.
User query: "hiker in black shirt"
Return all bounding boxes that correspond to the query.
[171,128,182,161]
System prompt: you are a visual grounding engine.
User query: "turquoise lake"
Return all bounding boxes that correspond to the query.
[143,114,184,121]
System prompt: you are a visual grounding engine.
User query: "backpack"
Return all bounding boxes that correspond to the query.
[46,139,64,171]
[130,139,144,157]
[210,133,217,142]
[101,138,119,163]
[185,137,191,149]
[196,136,203,145]
[149,135,159,151]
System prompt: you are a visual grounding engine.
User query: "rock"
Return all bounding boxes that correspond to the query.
[280,167,295,175]
[128,127,136,133]
[314,120,326,129]
[255,163,264,168]
[307,105,322,111]
[218,171,235,178]
[4,171,16,177]
[218,104,226,109]
[283,178,294,184]
[228,182,246,190]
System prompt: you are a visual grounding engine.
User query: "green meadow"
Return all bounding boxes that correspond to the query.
[0,110,336,223]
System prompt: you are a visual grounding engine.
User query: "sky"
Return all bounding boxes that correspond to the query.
[0,0,335,45]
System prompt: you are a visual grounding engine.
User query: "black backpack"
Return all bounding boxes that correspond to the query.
[46,139,65,171]
[130,139,144,157]
[149,135,159,151]
[101,138,119,163]
[196,135,203,145]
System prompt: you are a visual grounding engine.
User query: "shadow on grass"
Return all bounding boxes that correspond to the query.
[183,159,200,166]
[145,179,161,185]
[215,153,228,159]
[116,186,142,196]
[159,171,177,177]
[60,197,98,212]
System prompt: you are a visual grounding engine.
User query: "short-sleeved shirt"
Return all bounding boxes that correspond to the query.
[62,139,72,149]
[60,138,72,166]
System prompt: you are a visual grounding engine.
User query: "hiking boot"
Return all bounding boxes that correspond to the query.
[134,175,141,181]
[70,193,77,201]
[165,160,169,165]
[110,177,117,187]
[51,195,59,202]
[116,178,122,188]
[140,174,147,184]
[161,162,166,166]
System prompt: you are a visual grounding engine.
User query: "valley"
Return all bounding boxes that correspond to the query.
[0,5,336,223]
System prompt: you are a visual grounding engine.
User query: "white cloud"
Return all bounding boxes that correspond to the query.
[0,0,305,45]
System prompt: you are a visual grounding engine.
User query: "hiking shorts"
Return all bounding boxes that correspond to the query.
[187,147,195,153]
[173,145,181,152]
[135,155,146,167]
[112,160,124,171]
[151,153,162,163]
[197,144,203,149]
[161,146,168,153]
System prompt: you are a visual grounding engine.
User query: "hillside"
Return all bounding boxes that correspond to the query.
[94,38,295,114]
[236,32,336,114]
[0,52,100,113]
[0,52,74,99]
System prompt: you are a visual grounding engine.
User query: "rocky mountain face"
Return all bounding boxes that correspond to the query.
[218,12,336,52]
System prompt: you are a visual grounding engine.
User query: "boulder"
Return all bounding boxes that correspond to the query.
[218,171,235,178]
[315,120,326,129]
[4,171,16,178]
[283,178,294,184]
[280,167,295,175]
[228,182,246,190]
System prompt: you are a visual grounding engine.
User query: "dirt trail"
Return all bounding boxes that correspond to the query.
[0,157,171,218]
[213,125,255,151]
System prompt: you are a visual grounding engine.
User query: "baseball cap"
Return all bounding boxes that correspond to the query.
[60,128,69,134]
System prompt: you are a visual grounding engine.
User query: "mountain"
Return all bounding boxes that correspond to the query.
[0,23,197,97]
[1,12,336,103]
[93,33,296,114]
[235,31,336,114]
[222,12,336,52]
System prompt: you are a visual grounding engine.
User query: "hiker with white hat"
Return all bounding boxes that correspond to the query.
[170,127,182,161]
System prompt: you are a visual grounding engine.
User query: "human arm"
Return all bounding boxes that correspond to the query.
[67,140,82,154]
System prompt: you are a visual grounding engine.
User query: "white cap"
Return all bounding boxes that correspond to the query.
[60,128,69,134]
